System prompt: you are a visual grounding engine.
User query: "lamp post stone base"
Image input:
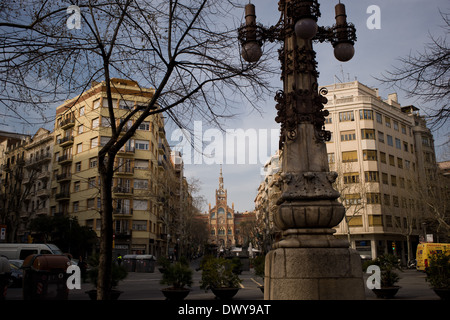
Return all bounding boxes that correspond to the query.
[264,247,365,300]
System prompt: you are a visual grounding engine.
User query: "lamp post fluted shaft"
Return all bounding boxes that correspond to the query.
[240,0,365,300]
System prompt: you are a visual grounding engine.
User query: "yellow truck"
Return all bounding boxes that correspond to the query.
[416,243,450,271]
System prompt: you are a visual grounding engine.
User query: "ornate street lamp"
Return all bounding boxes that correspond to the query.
[239,0,364,300]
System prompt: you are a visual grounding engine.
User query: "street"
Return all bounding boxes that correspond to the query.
[3,267,442,301]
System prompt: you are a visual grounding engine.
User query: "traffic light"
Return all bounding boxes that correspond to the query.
[391,241,396,251]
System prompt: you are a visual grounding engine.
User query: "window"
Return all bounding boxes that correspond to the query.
[366,193,381,204]
[343,172,359,184]
[403,141,408,152]
[387,135,393,146]
[385,117,391,127]
[133,200,148,211]
[134,159,149,169]
[134,179,148,190]
[344,194,361,205]
[391,175,397,186]
[325,117,332,124]
[100,136,110,147]
[89,157,97,168]
[88,177,96,189]
[92,117,99,129]
[132,220,147,231]
[376,112,383,124]
[389,155,395,166]
[393,196,399,207]
[378,131,384,143]
[342,151,358,162]
[76,143,83,154]
[74,181,80,192]
[138,121,150,131]
[363,150,377,161]
[359,109,373,120]
[393,121,399,131]
[119,100,134,110]
[79,107,85,116]
[90,137,98,148]
[93,99,101,109]
[75,162,82,172]
[101,117,111,127]
[405,160,411,169]
[327,153,335,164]
[383,194,390,206]
[365,171,379,182]
[78,125,84,134]
[401,124,407,134]
[395,138,401,149]
[382,173,389,184]
[399,177,405,188]
[380,152,386,163]
[73,201,79,212]
[87,198,95,209]
[339,111,354,122]
[361,129,375,139]
[397,158,403,169]
[340,130,356,141]
[135,139,149,150]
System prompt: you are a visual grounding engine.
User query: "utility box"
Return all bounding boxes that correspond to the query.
[122,255,138,272]
[22,254,70,300]
[135,255,156,273]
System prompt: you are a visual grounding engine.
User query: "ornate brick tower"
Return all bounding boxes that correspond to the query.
[208,167,236,249]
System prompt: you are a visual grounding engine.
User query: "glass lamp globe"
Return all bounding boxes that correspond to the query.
[334,42,355,62]
[294,18,318,40]
[241,41,262,63]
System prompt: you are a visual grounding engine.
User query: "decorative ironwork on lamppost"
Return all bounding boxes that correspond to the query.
[238,0,364,300]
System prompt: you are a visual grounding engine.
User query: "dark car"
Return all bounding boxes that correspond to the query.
[9,260,23,288]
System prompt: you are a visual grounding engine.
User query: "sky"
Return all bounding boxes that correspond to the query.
[179,0,450,213]
[1,0,448,214]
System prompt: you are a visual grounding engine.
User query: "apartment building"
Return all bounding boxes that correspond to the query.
[49,78,179,256]
[322,81,437,262]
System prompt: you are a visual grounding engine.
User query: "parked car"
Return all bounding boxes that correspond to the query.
[9,260,23,288]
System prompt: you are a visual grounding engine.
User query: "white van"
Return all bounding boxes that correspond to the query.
[0,243,63,260]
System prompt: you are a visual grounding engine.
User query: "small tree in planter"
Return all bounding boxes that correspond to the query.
[86,255,128,300]
[369,254,402,299]
[200,256,241,300]
[160,260,193,301]
[425,251,450,300]
[157,256,171,274]
[252,255,265,292]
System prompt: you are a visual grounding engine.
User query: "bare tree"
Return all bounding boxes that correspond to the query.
[0,0,274,299]
[376,11,449,130]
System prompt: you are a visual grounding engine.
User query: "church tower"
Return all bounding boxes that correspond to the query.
[208,166,235,249]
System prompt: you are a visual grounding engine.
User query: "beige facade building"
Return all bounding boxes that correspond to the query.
[322,81,437,262]
[47,78,183,256]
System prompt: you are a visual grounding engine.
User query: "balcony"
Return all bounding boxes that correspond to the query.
[25,153,52,168]
[58,136,74,147]
[59,118,75,130]
[113,208,133,216]
[112,186,133,195]
[158,160,165,172]
[57,155,73,164]
[37,170,51,181]
[56,173,72,182]
[158,143,166,155]
[158,127,165,138]
[117,146,135,156]
[55,191,70,201]
[36,188,50,198]
[115,166,134,175]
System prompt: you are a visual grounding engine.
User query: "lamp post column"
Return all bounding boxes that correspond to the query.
[263,0,365,300]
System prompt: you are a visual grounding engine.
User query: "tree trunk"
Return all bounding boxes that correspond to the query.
[97,157,115,300]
